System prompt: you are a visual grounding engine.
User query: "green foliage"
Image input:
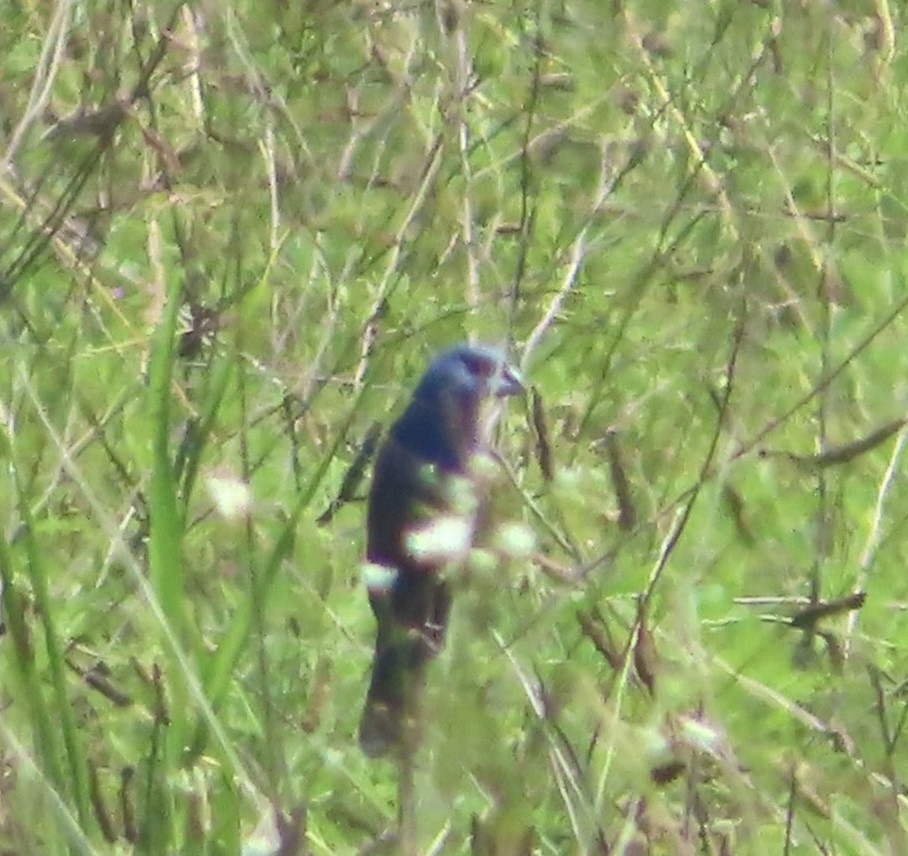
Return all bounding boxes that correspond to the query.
[0,0,907,852]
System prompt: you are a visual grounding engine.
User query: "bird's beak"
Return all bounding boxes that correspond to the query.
[493,363,524,398]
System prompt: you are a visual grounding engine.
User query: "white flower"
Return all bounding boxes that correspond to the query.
[493,522,536,558]
[206,471,252,520]
[406,515,474,563]
[361,562,398,593]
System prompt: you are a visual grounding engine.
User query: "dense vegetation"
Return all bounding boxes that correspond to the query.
[0,1,906,853]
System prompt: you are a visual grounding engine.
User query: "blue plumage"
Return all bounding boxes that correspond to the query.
[359,344,522,757]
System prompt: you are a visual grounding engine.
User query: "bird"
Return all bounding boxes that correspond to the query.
[358,344,523,758]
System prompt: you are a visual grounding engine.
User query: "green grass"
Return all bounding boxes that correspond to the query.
[1,1,907,853]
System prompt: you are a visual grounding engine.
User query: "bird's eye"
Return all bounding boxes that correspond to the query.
[461,353,492,379]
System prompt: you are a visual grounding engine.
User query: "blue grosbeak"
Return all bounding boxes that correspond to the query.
[359,344,523,757]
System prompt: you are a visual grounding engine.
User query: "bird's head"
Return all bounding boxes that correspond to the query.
[393,344,523,470]
[414,344,523,403]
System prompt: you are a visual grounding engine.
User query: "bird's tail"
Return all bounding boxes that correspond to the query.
[358,632,432,758]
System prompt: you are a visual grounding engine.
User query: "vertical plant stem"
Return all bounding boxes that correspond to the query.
[397,745,417,856]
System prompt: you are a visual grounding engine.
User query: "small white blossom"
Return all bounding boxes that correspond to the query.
[406,515,473,563]
[493,522,536,559]
[206,472,252,520]
[361,562,398,593]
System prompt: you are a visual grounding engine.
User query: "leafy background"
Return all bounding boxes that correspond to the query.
[1,1,906,853]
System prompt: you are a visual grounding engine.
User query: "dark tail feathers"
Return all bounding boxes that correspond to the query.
[358,633,432,758]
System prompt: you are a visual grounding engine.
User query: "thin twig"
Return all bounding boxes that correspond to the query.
[844,428,908,657]
[397,745,417,856]
[1,0,74,170]
[520,140,613,374]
